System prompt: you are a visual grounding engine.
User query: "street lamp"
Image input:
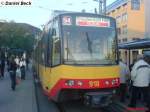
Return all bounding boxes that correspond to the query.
[93,0,106,15]
[93,0,102,14]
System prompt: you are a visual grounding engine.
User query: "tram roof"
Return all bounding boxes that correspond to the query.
[118,38,150,49]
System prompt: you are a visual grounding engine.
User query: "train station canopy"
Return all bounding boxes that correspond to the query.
[118,39,150,50]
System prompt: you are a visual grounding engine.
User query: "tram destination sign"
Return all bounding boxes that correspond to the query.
[62,16,72,25]
[76,17,110,27]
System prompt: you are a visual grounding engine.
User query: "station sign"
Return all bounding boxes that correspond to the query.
[76,17,110,27]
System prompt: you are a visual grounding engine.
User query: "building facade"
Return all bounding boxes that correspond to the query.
[107,0,146,64]
[144,0,150,38]
[107,0,145,43]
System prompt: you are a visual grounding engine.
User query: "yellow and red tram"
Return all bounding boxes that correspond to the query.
[33,13,120,106]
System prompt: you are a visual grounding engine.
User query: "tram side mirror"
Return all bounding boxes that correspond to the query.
[52,28,56,36]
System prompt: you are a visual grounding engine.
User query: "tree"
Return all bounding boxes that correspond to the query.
[0,22,41,52]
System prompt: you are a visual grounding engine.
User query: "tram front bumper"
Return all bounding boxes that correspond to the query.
[84,91,115,107]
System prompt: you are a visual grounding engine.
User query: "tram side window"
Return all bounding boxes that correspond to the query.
[38,29,50,66]
[52,21,61,66]
[46,23,53,66]
[39,41,42,64]
[45,33,50,66]
[41,32,48,65]
[47,29,52,66]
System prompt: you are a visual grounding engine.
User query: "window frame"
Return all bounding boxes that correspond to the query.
[122,13,128,22]
[51,18,61,67]
[131,0,140,10]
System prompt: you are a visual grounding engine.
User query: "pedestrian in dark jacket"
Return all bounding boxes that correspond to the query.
[1,58,5,78]
[0,52,5,78]
[19,58,26,80]
[8,56,17,91]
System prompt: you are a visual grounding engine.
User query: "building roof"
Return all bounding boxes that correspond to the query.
[118,39,150,49]
[107,0,127,13]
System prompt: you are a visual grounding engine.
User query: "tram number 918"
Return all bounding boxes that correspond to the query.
[89,81,100,88]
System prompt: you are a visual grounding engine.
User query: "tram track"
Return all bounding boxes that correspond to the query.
[56,100,104,112]
[33,71,59,112]
[56,100,130,112]
[33,71,40,112]
[103,101,133,112]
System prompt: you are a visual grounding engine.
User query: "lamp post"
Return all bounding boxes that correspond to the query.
[93,0,106,15]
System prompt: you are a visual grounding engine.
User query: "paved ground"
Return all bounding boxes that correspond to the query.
[0,64,37,112]
[35,82,59,112]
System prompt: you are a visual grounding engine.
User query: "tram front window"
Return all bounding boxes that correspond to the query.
[63,27,117,65]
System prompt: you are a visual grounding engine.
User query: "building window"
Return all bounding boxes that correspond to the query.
[112,10,115,14]
[122,25,128,34]
[123,3,127,9]
[122,13,128,22]
[122,38,127,42]
[131,0,140,10]
[117,28,121,35]
[132,38,140,41]
[117,6,121,11]
[116,16,121,24]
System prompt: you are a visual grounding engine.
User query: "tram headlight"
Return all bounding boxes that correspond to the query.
[112,79,118,85]
[65,80,75,86]
[77,81,83,86]
[115,78,119,83]
[105,81,110,85]
[112,80,116,85]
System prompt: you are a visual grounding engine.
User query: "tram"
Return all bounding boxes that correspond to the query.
[33,12,120,106]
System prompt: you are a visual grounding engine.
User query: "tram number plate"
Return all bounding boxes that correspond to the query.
[89,81,99,88]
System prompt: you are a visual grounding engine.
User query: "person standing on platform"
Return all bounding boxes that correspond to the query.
[14,56,20,66]
[0,58,1,79]
[20,58,26,80]
[1,58,5,78]
[128,54,150,112]
[8,56,17,91]
[119,59,130,102]
[0,51,5,79]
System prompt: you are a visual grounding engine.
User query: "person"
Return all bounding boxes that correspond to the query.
[129,59,136,71]
[0,51,5,78]
[1,58,5,78]
[119,59,130,102]
[19,58,26,80]
[26,57,29,70]
[0,59,1,79]
[14,56,20,66]
[128,54,150,112]
[16,65,21,84]
[128,59,136,95]
[8,56,17,91]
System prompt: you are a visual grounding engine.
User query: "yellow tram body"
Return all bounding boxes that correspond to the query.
[38,64,120,101]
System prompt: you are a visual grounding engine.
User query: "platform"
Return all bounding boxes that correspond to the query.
[0,64,37,112]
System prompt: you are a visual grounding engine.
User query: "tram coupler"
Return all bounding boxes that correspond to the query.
[83,92,113,107]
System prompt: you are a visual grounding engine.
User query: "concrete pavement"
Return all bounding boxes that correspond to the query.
[0,65,37,112]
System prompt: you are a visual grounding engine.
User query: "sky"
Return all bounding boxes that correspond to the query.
[0,0,115,29]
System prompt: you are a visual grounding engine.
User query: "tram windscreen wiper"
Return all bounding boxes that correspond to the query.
[85,32,93,55]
